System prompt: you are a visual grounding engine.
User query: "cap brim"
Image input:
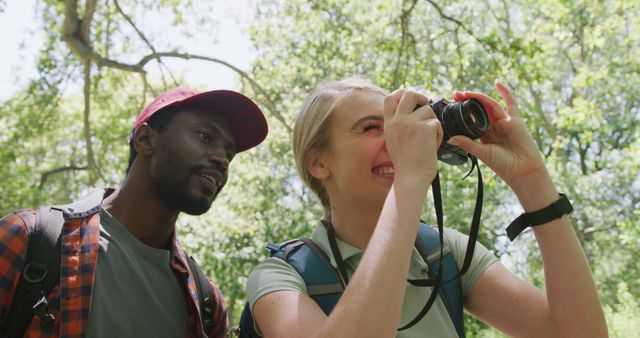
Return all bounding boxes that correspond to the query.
[174,90,268,153]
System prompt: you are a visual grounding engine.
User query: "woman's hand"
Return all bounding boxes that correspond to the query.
[450,81,608,338]
[449,81,551,197]
[383,89,443,186]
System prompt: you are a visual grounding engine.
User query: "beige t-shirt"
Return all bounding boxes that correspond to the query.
[247,223,497,338]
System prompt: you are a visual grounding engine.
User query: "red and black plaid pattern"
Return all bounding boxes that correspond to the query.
[0,208,228,337]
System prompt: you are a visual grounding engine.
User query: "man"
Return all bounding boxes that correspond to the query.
[0,87,268,337]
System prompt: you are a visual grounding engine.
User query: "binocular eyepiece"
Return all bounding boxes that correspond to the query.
[428,98,490,165]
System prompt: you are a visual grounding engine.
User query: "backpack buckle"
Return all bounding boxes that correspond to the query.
[22,262,48,284]
[32,295,55,328]
[201,297,214,328]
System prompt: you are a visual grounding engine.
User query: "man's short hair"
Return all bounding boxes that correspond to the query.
[126,105,182,174]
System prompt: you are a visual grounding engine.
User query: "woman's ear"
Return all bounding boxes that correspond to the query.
[133,123,158,156]
[306,152,330,180]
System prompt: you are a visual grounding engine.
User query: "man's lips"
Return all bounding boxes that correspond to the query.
[199,175,216,194]
[197,169,225,192]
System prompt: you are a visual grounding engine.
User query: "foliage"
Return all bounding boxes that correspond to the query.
[244,0,640,327]
[604,282,640,338]
[1,0,638,335]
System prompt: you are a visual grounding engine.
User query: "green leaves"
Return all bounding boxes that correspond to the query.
[2,0,639,334]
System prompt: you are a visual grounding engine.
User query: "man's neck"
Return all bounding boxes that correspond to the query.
[101,184,179,250]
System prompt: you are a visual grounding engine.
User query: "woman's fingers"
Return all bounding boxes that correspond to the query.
[494,80,520,119]
[460,90,507,121]
[426,117,444,148]
[453,80,521,122]
[397,90,430,116]
[385,89,435,124]
[448,135,488,164]
[383,89,405,120]
[413,101,436,120]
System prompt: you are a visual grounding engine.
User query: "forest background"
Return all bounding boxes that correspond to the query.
[0,0,638,336]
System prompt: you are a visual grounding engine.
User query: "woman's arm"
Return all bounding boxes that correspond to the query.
[254,89,443,338]
[452,81,607,337]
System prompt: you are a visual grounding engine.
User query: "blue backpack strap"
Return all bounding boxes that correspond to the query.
[236,239,344,338]
[269,238,344,315]
[239,228,464,338]
[416,223,465,338]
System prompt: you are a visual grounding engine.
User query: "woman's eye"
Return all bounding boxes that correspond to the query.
[363,122,383,132]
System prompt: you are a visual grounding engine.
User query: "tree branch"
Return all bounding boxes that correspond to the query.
[392,0,419,87]
[526,83,558,139]
[424,0,495,54]
[138,52,290,132]
[80,0,98,43]
[62,0,142,73]
[61,0,103,183]
[113,0,177,86]
[83,59,104,183]
[39,165,88,188]
[60,0,288,132]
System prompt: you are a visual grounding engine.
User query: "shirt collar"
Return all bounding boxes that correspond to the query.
[309,221,364,268]
[309,220,429,279]
[169,232,190,274]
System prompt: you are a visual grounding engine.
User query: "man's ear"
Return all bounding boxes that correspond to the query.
[306,151,330,180]
[133,124,158,156]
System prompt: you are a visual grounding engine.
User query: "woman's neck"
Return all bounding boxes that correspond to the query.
[330,204,382,250]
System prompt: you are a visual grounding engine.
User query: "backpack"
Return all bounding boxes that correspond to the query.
[0,191,217,338]
[237,222,465,338]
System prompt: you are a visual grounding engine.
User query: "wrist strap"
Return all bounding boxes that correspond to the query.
[506,193,573,241]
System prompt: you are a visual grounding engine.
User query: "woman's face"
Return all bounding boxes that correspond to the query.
[316,90,394,211]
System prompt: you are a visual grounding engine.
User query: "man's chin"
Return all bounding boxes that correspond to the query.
[180,196,215,215]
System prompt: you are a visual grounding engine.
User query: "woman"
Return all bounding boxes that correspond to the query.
[246,76,606,337]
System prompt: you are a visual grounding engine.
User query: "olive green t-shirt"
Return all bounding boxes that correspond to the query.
[86,208,189,337]
[247,223,497,338]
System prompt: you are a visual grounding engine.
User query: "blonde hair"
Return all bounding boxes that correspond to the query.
[292,75,387,218]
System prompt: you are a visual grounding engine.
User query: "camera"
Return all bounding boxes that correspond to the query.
[429,98,490,165]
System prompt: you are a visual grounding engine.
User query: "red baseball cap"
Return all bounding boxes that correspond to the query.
[131,87,268,152]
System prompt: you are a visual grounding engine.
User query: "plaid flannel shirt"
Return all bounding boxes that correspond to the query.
[0,189,229,338]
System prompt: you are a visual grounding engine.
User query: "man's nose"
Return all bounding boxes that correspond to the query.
[207,148,229,170]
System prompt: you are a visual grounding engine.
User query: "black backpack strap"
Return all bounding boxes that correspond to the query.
[187,256,216,336]
[415,223,465,338]
[0,206,64,338]
[237,304,259,338]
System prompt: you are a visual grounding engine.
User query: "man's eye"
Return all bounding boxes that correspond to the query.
[199,132,211,143]
[363,122,383,132]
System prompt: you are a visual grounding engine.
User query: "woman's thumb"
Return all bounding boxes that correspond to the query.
[448,136,485,160]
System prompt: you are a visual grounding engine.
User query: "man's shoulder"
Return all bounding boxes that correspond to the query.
[1,209,37,236]
[0,210,36,278]
[6,209,37,220]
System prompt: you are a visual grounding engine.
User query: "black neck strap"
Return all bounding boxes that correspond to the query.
[398,171,446,330]
[324,156,483,331]
[402,157,483,330]
[401,157,483,326]
[326,223,350,287]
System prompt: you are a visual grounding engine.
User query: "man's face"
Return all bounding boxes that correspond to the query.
[149,107,237,215]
